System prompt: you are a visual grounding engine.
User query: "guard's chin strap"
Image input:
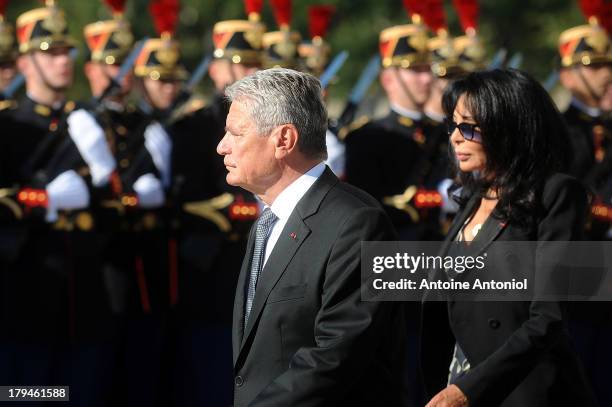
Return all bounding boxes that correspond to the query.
[229,62,239,85]
[392,67,425,113]
[30,53,69,94]
[574,66,605,105]
[101,66,129,103]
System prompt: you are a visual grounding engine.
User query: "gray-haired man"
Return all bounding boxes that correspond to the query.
[217,68,407,406]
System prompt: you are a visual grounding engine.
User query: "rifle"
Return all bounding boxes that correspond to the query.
[330,54,380,135]
[319,50,349,90]
[506,52,523,70]
[487,48,508,70]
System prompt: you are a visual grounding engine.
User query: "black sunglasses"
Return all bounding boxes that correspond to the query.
[445,119,482,142]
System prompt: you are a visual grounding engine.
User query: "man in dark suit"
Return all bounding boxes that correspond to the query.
[216,68,406,407]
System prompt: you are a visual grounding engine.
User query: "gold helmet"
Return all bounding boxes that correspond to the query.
[83,0,134,65]
[451,0,485,73]
[0,0,17,63]
[212,0,265,66]
[262,0,301,69]
[297,5,335,76]
[422,0,460,78]
[558,0,611,67]
[134,0,187,81]
[379,0,430,69]
[16,0,75,54]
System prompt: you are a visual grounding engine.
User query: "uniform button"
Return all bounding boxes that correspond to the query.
[118,142,127,151]
[234,376,244,387]
[119,158,129,168]
[488,318,500,329]
[116,125,128,136]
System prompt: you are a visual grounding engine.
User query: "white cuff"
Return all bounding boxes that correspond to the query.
[133,173,165,208]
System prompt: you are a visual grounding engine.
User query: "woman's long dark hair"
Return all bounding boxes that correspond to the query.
[442,69,572,226]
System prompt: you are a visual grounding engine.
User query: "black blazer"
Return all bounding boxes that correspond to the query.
[232,167,406,407]
[421,173,598,407]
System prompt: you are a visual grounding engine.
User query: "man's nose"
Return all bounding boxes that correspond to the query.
[217,133,230,156]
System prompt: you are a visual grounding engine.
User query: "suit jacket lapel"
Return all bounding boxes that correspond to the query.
[235,166,338,364]
[232,223,257,364]
[240,216,311,348]
[440,194,479,257]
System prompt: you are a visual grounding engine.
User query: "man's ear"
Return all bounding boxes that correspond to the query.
[273,124,299,159]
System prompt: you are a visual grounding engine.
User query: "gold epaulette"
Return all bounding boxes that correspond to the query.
[64,100,76,113]
[183,192,234,232]
[170,95,207,122]
[0,99,17,111]
[338,115,370,140]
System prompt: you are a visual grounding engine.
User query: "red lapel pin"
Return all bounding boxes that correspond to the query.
[289,232,297,240]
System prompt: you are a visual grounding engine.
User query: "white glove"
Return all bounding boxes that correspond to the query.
[133,173,165,208]
[45,170,90,222]
[144,121,172,188]
[67,109,116,187]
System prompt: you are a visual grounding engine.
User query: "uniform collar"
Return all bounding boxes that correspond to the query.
[390,104,423,121]
[570,97,601,119]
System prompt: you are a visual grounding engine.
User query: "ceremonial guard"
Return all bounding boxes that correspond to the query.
[0,1,120,404]
[162,2,268,405]
[82,2,173,404]
[559,0,612,240]
[207,0,265,269]
[558,1,612,404]
[423,0,485,223]
[343,0,447,242]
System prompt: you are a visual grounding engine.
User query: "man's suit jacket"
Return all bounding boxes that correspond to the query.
[232,167,406,407]
[421,173,598,407]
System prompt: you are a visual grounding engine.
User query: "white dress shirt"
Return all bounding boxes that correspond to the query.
[263,162,326,266]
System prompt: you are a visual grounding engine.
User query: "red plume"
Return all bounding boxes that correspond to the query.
[271,0,292,27]
[308,5,335,39]
[580,0,604,20]
[104,0,127,14]
[422,0,447,33]
[402,0,426,21]
[149,0,180,36]
[580,0,612,32]
[0,0,8,16]
[244,0,263,16]
[453,0,479,33]
[599,3,612,33]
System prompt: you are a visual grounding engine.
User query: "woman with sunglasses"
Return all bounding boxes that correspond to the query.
[420,69,597,407]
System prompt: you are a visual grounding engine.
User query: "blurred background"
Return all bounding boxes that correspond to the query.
[6,0,586,111]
